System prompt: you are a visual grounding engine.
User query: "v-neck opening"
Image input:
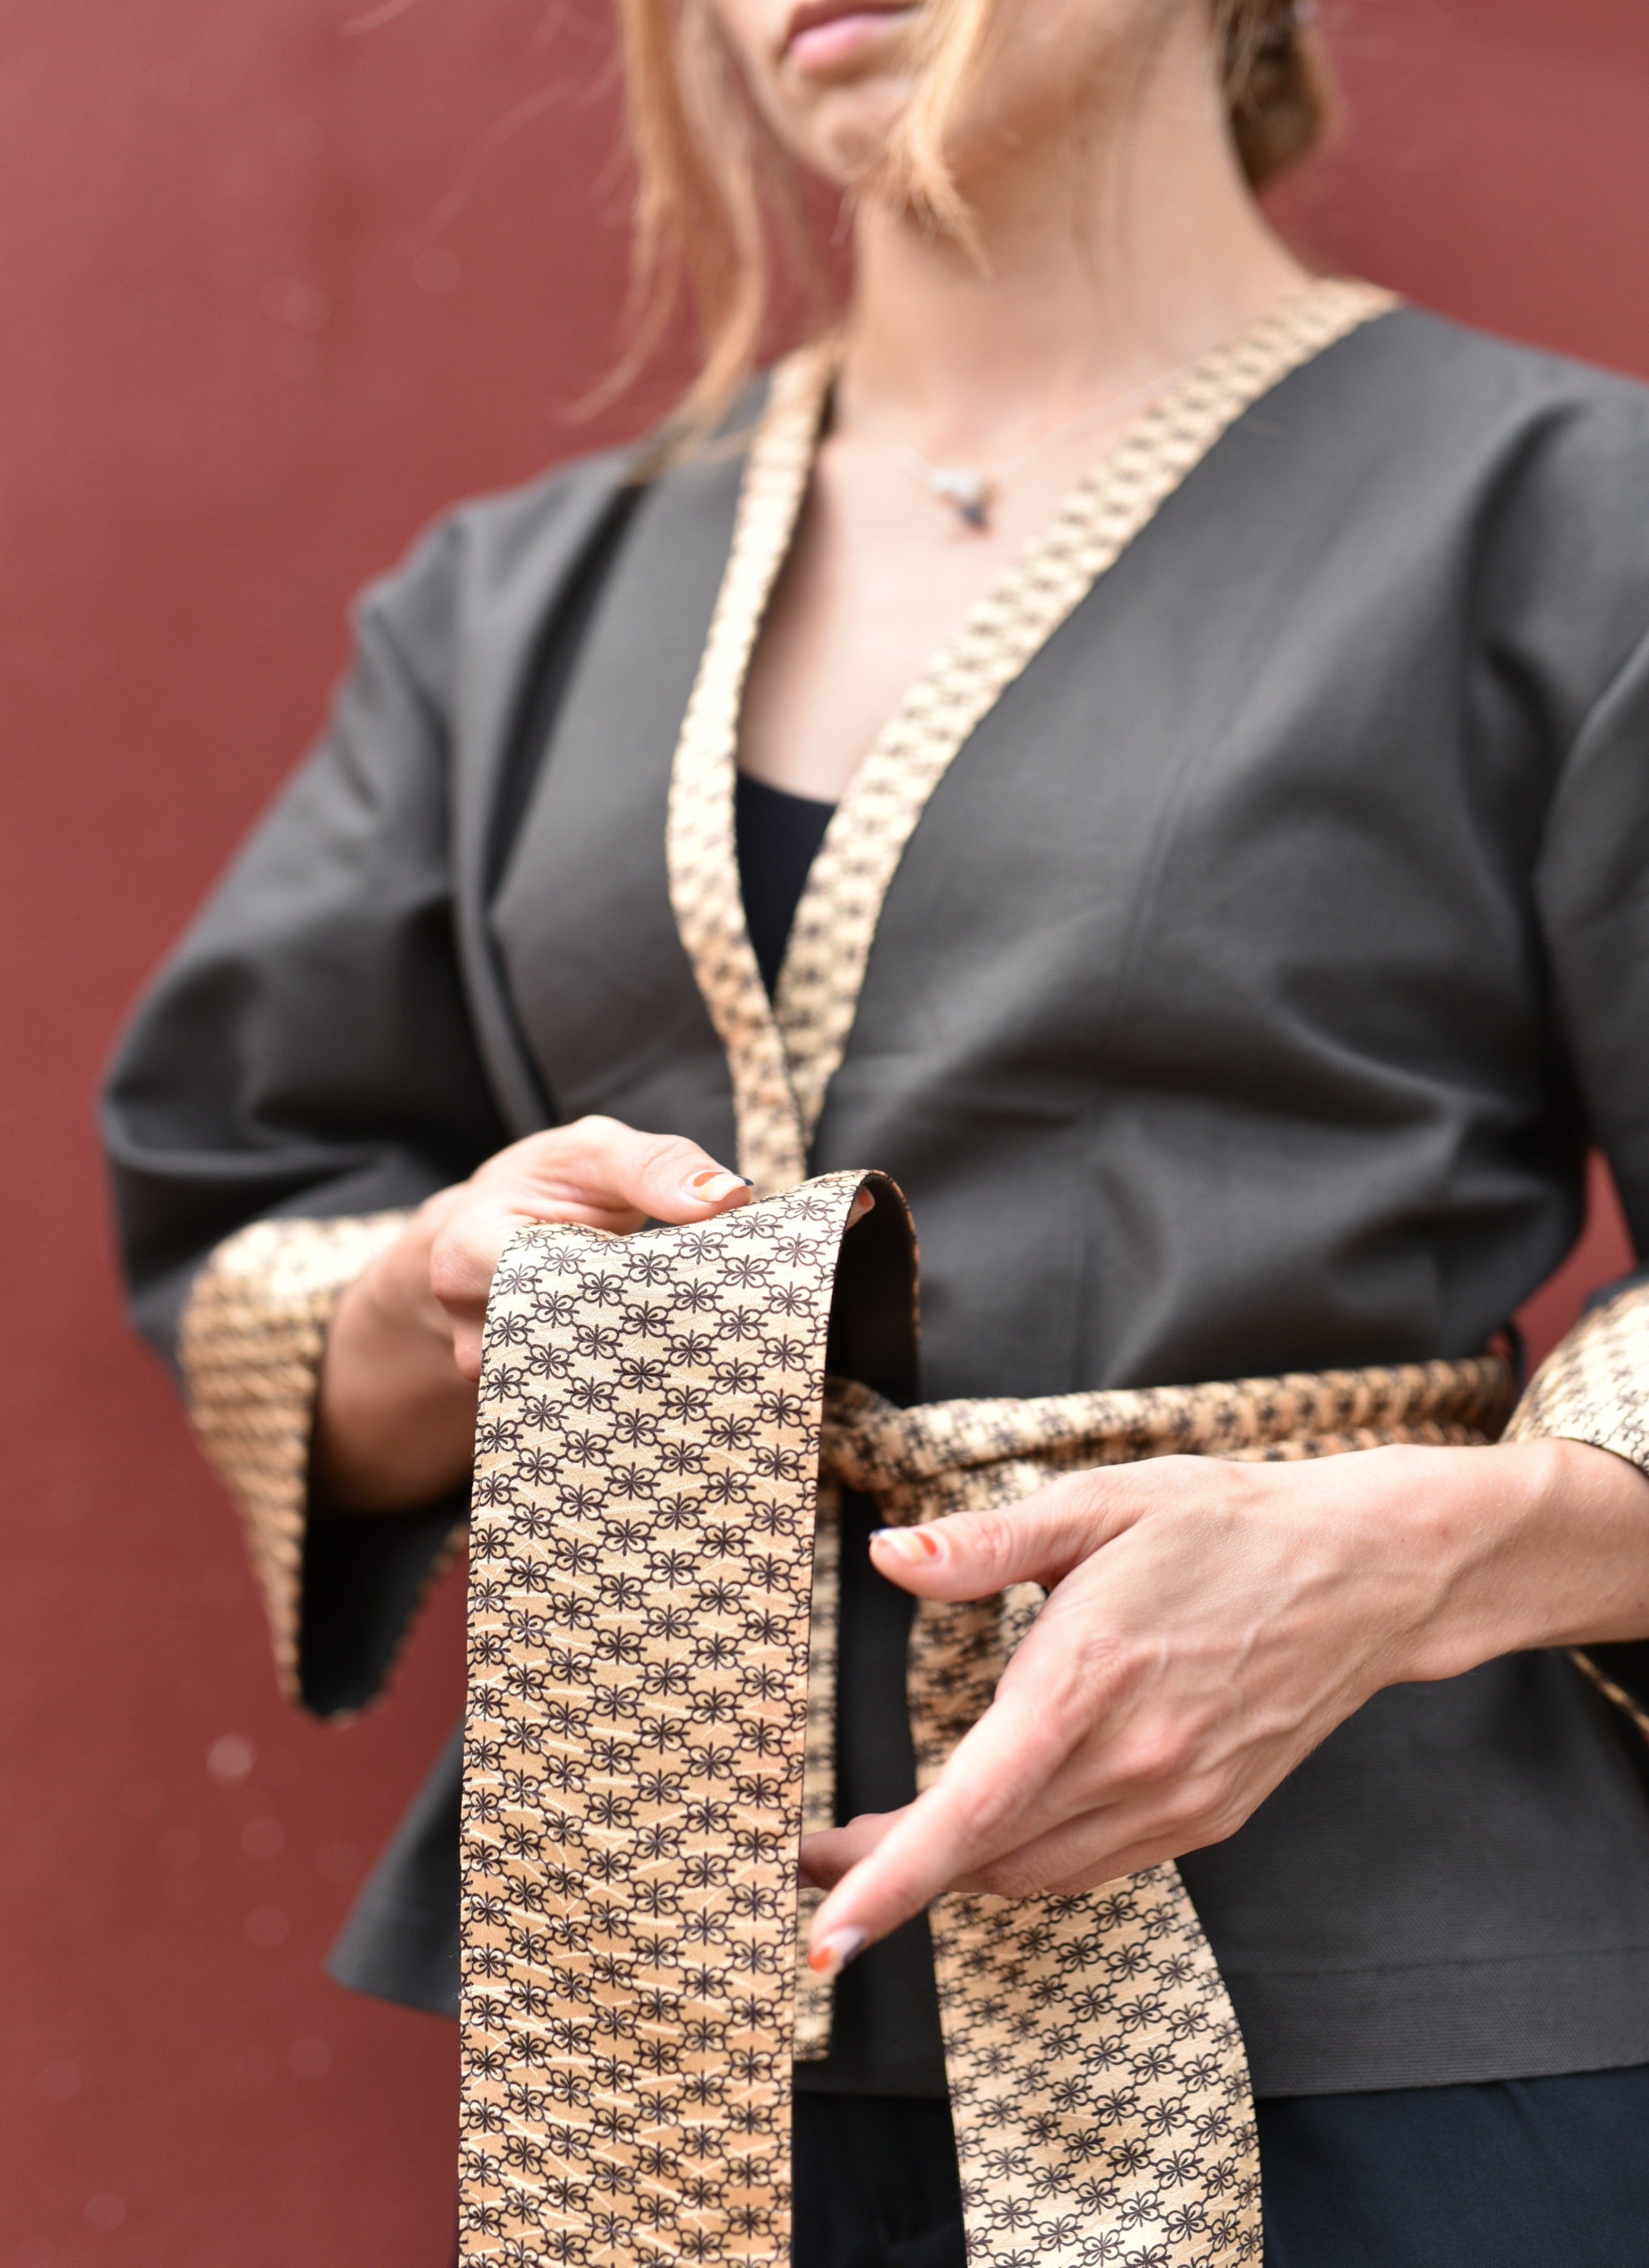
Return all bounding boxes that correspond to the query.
[735,773,838,999]
[667,280,1400,1191]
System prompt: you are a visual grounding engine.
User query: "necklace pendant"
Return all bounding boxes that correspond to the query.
[927,465,993,530]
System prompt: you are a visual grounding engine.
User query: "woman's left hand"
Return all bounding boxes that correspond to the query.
[801,1436,1649,1974]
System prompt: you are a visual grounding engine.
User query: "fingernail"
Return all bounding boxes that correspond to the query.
[807,1926,868,1979]
[685,1169,752,1205]
[871,1526,942,1565]
[846,1190,876,1229]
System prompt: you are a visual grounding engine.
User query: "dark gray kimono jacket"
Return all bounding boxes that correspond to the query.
[105,307,1649,2099]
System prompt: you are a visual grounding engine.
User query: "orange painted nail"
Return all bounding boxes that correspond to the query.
[871,1527,941,1564]
[685,1169,752,1204]
[807,1927,867,1978]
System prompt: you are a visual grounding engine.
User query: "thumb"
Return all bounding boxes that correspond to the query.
[866,1471,1129,1600]
[495,1115,752,1227]
[582,1120,754,1225]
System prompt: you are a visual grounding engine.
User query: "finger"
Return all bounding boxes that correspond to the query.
[411,1181,471,1236]
[429,1194,554,1380]
[807,1691,1085,1967]
[552,1116,754,1225]
[865,1469,1133,1602]
[948,1775,1250,1898]
[948,1810,1164,1899]
[799,1808,906,1891]
[429,1194,524,1312]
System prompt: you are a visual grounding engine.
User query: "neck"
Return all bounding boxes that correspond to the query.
[837,13,1307,461]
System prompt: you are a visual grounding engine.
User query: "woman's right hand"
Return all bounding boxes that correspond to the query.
[314,1117,751,1511]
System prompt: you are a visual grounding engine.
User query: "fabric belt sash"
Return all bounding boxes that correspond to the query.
[458,1171,1515,2267]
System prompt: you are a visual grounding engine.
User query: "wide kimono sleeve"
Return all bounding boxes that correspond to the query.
[102,515,518,1719]
[1505,552,1649,1714]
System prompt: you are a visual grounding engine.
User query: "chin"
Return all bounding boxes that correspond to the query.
[784,76,919,188]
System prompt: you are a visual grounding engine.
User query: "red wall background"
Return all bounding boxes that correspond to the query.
[3,3,1646,2260]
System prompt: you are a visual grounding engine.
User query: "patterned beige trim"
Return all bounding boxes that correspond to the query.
[1503,1277,1649,1742]
[464,1177,867,2268]
[178,1211,410,1698]
[822,1353,1515,1508]
[667,281,1398,1192]
[793,1478,839,2062]
[666,345,837,1195]
[1503,1277,1649,1475]
[461,1175,1509,2268]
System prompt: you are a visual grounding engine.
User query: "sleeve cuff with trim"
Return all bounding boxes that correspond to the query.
[178,1211,418,1703]
[1503,1275,1649,1474]
[1503,1275,1649,1737]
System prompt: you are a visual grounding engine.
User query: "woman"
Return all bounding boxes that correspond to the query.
[105,0,1649,2260]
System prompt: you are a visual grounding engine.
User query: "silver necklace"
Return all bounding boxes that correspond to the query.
[848,355,1199,530]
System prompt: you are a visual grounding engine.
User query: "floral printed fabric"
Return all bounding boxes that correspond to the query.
[458,1171,1514,2267]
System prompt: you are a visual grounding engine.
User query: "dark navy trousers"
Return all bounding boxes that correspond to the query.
[792,2067,1649,2267]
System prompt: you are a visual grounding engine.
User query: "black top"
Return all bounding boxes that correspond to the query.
[734,772,835,997]
[104,306,1649,2098]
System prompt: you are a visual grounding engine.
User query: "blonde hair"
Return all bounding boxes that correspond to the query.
[613,0,1335,453]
